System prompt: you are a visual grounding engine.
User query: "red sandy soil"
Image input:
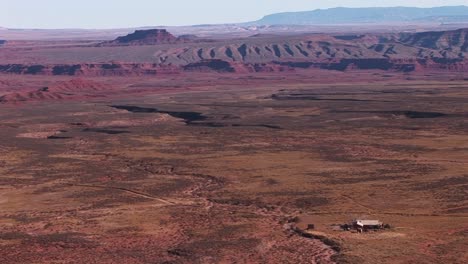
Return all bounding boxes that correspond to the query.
[0,71,467,263]
[0,26,467,264]
[0,79,111,104]
[1,68,467,105]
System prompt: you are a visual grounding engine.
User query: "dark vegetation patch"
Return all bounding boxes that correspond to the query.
[399,111,447,119]
[271,93,386,102]
[261,191,312,196]
[264,178,279,185]
[25,65,46,74]
[171,238,260,262]
[413,176,468,191]
[0,64,48,75]
[317,146,373,162]
[70,122,88,126]
[374,160,441,175]
[209,197,273,210]
[189,122,281,129]
[90,196,145,209]
[52,65,81,75]
[243,124,282,129]
[333,58,394,71]
[0,232,32,240]
[167,248,192,257]
[106,226,143,234]
[384,144,431,152]
[183,59,235,72]
[163,112,207,124]
[27,232,94,247]
[334,110,448,118]
[273,61,315,69]
[65,186,150,208]
[101,63,121,69]
[111,105,160,113]
[82,128,130,135]
[432,57,464,64]
[1,232,93,248]
[325,175,406,185]
[316,160,437,183]
[143,179,193,197]
[47,135,72,139]
[32,184,67,194]
[0,177,37,186]
[294,196,329,209]
[30,233,77,244]
[110,105,207,124]
[10,214,45,223]
[453,229,468,237]
[273,58,416,72]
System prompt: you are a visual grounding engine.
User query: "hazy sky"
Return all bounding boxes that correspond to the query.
[2,0,468,29]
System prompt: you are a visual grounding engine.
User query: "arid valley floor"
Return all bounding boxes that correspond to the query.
[0,72,467,263]
[1,24,468,263]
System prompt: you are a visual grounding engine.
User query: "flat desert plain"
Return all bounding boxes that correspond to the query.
[0,71,467,263]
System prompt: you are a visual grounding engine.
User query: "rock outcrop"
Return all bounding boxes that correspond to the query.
[2,28,468,76]
[102,29,178,46]
[399,28,468,53]
[1,57,468,77]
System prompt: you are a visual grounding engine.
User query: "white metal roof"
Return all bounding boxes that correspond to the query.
[355,220,382,227]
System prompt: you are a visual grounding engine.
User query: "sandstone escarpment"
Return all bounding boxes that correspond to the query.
[2,29,468,76]
[399,28,468,53]
[101,29,182,46]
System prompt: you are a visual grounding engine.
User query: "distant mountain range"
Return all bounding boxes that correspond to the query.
[253,6,468,25]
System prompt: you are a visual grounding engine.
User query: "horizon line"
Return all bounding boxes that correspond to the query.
[2,5,468,30]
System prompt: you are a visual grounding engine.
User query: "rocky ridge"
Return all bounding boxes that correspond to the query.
[1,28,468,76]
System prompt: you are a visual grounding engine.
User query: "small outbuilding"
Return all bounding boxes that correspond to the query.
[352,219,383,232]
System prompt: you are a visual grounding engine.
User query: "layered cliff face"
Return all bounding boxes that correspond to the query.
[399,28,468,53]
[1,28,468,76]
[2,57,468,77]
[0,64,180,76]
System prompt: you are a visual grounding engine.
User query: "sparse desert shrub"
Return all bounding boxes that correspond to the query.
[265,178,279,185]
